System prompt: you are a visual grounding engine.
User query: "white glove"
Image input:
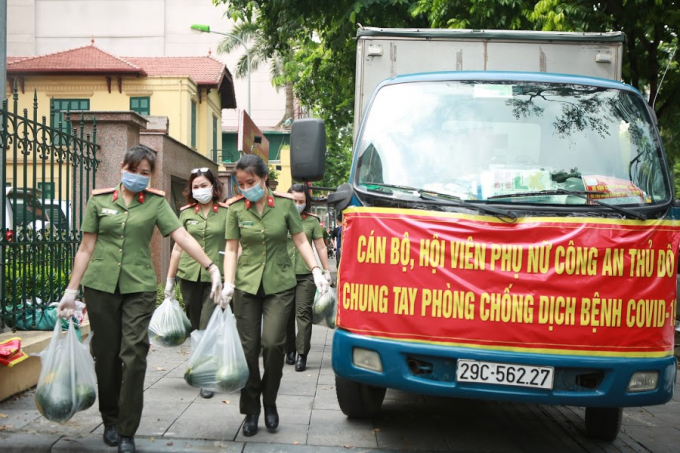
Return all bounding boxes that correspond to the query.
[221,282,235,309]
[312,267,330,294]
[208,265,223,306]
[57,289,78,319]
[164,278,175,299]
[323,269,332,284]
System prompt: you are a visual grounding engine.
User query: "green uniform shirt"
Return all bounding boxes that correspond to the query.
[177,202,228,282]
[288,213,324,275]
[81,185,182,294]
[225,190,303,295]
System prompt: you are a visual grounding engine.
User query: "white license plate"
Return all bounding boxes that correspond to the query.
[456,359,554,389]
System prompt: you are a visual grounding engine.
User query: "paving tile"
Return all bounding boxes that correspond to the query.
[52,433,244,452]
[0,432,61,453]
[164,401,243,441]
[620,425,680,453]
[136,400,192,437]
[307,409,377,448]
[311,387,340,411]
[374,415,448,451]
[275,394,314,410]
[146,377,200,403]
[278,376,318,397]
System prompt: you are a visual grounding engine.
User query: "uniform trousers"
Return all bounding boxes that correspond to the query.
[285,274,316,355]
[83,286,156,437]
[233,285,295,415]
[178,278,214,331]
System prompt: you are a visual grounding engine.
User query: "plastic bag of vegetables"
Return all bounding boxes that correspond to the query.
[312,288,337,329]
[34,319,97,423]
[148,297,191,347]
[184,305,248,393]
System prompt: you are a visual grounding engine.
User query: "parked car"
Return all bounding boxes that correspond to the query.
[3,188,50,241]
[41,199,72,232]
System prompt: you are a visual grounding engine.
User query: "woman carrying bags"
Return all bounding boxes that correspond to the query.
[284,183,332,372]
[165,167,228,399]
[221,154,330,437]
[57,145,223,453]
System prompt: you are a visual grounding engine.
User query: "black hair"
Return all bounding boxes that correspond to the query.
[288,183,312,213]
[183,168,224,204]
[235,153,268,181]
[122,144,156,172]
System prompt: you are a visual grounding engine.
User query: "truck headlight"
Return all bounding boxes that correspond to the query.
[352,348,383,372]
[627,371,659,392]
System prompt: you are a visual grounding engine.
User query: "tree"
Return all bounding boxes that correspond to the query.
[216,20,296,128]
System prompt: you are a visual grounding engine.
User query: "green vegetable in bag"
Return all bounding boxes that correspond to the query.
[312,289,337,328]
[35,383,74,423]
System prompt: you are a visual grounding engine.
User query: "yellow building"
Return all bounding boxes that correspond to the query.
[5,43,236,193]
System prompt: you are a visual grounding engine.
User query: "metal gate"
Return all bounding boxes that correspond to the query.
[1,84,99,332]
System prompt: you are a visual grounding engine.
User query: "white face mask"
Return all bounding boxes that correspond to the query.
[295,203,305,214]
[193,186,213,204]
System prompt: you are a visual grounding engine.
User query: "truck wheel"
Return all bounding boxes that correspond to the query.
[585,407,622,441]
[335,374,386,418]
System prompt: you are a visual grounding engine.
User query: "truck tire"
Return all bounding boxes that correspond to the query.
[335,375,386,418]
[585,407,622,441]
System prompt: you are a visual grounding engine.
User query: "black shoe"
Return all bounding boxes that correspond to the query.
[295,354,307,372]
[199,388,214,399]
[243,413,259,437]
[264,405,279,432]
[118,436,135,453]
[285,351,296,365]
[103,424,119,447]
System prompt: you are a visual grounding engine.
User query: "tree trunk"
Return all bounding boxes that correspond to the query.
[275,82,295,129]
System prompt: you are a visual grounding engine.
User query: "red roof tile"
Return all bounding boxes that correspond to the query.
[124,56,226,86]
[7,45,145,75]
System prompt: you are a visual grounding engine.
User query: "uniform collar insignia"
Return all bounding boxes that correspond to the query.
[267,196,274,207]
[194,204,200,213]
[112,190,119,201]
[137,192,145,204]
[213,203,219,213]
[245,199,252,209]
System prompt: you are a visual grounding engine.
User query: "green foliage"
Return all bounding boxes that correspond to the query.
[268,164,279,181]
[156,283,184,308]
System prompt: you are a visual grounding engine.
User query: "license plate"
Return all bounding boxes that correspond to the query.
[456,359,554,389]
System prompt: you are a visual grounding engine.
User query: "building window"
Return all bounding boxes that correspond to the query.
[130,97,150,115]
[51,99,90,145]
[191,101,197,149]
[37,182,54,199]
[5,182,12,187]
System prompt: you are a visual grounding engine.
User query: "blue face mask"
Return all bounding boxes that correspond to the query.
[240,180,265,202]
[121,171,150,193]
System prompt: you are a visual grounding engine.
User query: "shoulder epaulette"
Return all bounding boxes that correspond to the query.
[273,191,294,199]
[218,202,229,209]
[307,212,320,220]
[144,187,166,196]
[226,195,245,206]
[92,187,116,196]
[180,203,197,212]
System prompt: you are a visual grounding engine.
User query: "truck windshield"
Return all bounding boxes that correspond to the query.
[355,81,669,208]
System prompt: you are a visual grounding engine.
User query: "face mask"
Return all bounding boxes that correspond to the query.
[240,180,265,202]
[193,186,213,204]
[295,203,305,214]
[121,171,149,193]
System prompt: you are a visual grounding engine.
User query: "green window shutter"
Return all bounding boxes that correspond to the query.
[191,101,197,149]
[130,97,150,115]
[221,132,238,163]
[37,182,55,199]
[50,99,90,145]
[212,116,218,162]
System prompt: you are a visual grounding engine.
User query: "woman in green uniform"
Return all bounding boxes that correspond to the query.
[284,183,332,372]
[165,167,227,399]
[221,154,329,437]
[57,145,223,453]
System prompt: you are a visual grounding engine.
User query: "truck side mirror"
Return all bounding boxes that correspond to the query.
[290,118,326,181]
[327,183,354,212]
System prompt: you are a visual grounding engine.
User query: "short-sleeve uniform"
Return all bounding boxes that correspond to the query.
[177,202,228,330]
[81,185,181,294]
[225,189,303,416]
[285,212,323,356]
[80,185,182,438]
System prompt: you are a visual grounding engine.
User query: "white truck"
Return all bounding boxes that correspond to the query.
[290,28,678,441]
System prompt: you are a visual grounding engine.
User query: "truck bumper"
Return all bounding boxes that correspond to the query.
[332,329,676,407]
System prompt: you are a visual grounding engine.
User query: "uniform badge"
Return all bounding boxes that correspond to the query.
[101,208,118,216]
[239,221,254,228]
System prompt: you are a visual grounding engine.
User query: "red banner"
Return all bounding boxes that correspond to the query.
[337,207,680,358]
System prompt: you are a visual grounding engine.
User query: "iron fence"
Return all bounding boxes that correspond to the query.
[1,84,99,332]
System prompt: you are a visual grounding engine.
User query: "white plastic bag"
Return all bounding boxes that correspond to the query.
[148,297,191,347]
[34,319,97,423]
[312,288,337,329]
[184,306,248,393]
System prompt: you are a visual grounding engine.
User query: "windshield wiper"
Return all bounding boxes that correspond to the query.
[487,189,647,220]
[362,183,517,222]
